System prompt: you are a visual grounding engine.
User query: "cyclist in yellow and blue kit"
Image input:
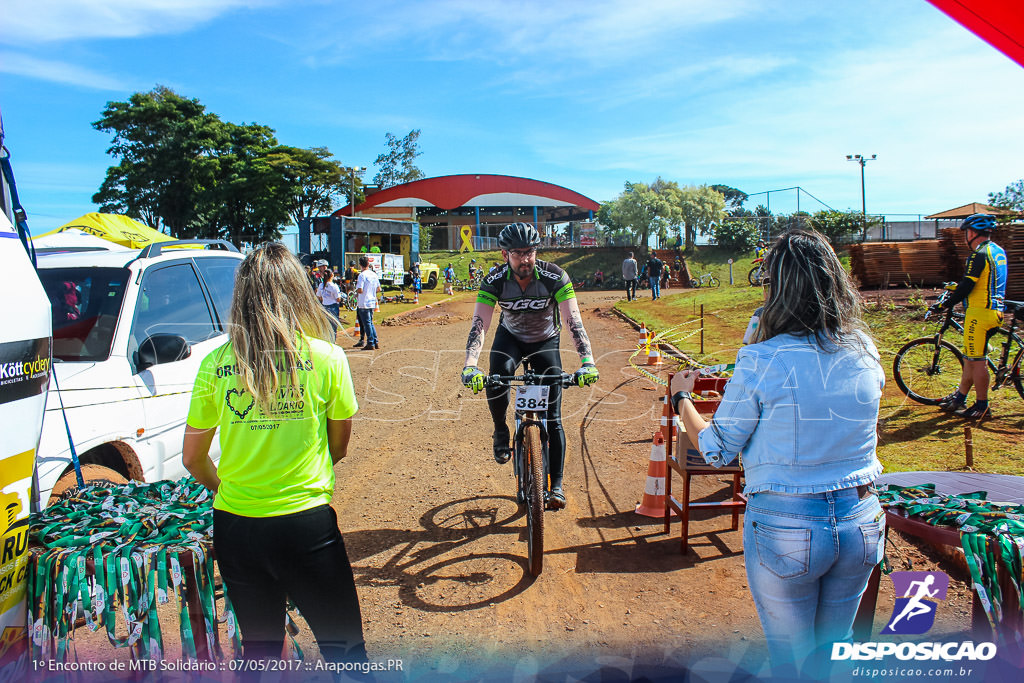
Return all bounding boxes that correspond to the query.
[938,214,1008,418]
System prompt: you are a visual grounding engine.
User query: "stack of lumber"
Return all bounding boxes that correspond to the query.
[849,224,1023,298]
[848,240,946,288]
[942,225,1024,301]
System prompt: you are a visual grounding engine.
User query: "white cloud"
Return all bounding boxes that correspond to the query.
[2,0,277,44]
[301,0,755,67]
[0,52,125,90]
[526,25,1024,214]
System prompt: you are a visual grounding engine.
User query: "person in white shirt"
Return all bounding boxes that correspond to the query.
[354,256,380,350]
[316,269,342,341]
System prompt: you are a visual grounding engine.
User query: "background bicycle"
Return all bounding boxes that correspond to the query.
[689,270,720,288]
[748,257,766,286]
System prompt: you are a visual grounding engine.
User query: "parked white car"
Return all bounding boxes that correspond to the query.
[34,240,243,506]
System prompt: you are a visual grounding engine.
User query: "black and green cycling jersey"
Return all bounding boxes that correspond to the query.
[476,260,575,343]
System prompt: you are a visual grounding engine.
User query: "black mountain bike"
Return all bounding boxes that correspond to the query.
[892,285,1024,405]
[484,368,574,577]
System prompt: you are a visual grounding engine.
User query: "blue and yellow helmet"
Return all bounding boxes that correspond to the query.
[960,213,996,233]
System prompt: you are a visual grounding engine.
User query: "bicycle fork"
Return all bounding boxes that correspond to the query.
[513,413,549,496]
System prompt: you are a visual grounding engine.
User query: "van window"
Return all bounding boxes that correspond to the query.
[39,268,130,362]
[193,257,241,327]
[130,263,218,361]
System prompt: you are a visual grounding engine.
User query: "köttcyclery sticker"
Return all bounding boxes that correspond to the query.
[0,338,50,406]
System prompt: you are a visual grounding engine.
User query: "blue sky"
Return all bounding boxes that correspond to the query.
[3,0,1024,233]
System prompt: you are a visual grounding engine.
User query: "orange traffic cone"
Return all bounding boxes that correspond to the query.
[646,342,663,366]
[659,394,678,444]
[638,323,649,351]
[635,431,667,517]
[354,317,361,338]
[413,289,419,304]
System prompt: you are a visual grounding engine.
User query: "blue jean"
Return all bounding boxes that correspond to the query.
[356,307,377,346]
[743,489,885,674]
[323,303,340,338]
[649,276,660,299]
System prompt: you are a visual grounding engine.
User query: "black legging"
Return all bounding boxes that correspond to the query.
[213,505,367,665]
[486,325,566,485]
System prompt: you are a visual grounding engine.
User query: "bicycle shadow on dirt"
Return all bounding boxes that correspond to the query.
[344,495,535,612]
[879,406,1024,444]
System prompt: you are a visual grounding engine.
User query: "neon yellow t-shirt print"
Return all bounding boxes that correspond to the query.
[187,336,358,516]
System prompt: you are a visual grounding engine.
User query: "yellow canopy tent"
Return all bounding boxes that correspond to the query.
[35,213,175,249]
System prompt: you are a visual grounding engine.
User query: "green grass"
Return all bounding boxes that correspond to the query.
[615,284,1024,476]
[421,245,770,285]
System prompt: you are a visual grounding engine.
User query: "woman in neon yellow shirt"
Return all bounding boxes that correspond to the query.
[183,243,366,665]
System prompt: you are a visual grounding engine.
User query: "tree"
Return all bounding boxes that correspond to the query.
[265,146,349,226]
[92,86,222,236]
[679,185,726,251]
[373,129,424,189]
[708,184,749,215]
[206,122,291,245]
[989,179,1024,213]
[808,210,866,246]
[604,179,682,249]
[713,218,760,252]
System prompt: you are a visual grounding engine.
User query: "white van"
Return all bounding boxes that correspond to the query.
[34,240,243,506]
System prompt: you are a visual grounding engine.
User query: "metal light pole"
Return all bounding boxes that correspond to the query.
[846,154,876,241]
[349,166,365,217]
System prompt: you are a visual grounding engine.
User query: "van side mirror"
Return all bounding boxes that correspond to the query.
[136,334,191,371]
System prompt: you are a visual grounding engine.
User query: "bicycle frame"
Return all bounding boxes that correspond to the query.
[925,289,1024,392]
[487,369,572,490]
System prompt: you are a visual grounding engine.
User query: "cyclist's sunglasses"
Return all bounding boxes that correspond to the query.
[508,248,537,258]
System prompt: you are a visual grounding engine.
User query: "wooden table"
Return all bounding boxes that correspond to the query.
[854,471,1024,650]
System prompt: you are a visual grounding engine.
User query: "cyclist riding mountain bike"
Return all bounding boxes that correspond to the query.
[461,223,599,510]
[754,240,767,260]
[937,213,1008,418]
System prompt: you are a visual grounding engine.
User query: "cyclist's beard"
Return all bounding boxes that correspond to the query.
[511,261,533,279]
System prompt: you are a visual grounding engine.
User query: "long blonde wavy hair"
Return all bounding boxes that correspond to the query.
[228,243,335,411]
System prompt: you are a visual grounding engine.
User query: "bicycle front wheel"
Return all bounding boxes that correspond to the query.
[522,423,545,577]
[893,337,964,405]
[709,275,720,288]
[345,293,357,311]
[748,266,762,286]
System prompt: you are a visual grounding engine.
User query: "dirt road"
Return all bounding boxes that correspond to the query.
[331,291,972,678]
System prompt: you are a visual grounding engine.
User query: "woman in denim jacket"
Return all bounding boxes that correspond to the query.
[671,229,885,674]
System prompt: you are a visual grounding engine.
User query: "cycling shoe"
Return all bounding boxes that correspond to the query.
[544,485,566,511]
[492,433,512,464]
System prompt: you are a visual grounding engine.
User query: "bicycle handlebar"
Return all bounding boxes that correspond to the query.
[484,371,574,388]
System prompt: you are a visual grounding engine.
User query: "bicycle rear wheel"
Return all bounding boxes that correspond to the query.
[748,266,762,286]
[893,337,964,405]
[522,423,545,577]
[689,278,700,289]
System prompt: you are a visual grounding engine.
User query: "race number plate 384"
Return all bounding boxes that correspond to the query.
[515,385,550,411]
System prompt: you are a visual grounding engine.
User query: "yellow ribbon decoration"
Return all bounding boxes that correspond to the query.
[459,226,474,253]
